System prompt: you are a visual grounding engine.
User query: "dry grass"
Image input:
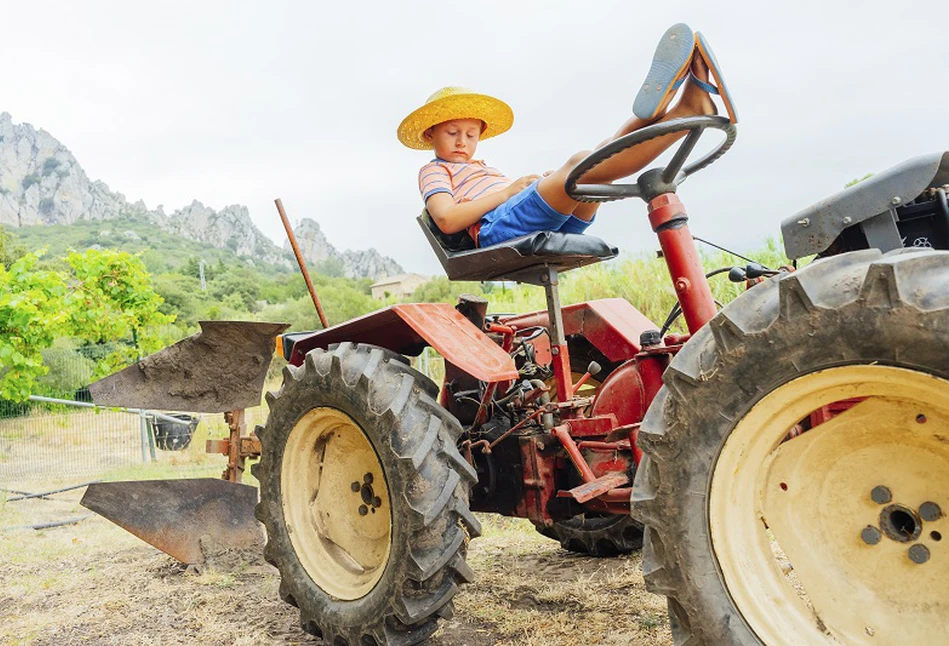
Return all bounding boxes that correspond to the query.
[0,482,671,645]
[1,380,672,644]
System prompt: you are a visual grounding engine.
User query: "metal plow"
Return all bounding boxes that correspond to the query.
[81,479,260,564]
[83,320,289,564]
[89,320,289,413]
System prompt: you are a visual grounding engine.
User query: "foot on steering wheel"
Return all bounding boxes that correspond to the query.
[692,32,739,124]
[632,23,696,121]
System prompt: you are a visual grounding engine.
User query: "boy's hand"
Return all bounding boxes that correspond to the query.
[506,174,542,198]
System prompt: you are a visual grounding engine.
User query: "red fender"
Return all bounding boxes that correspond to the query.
[500,298,656,363]
[287,304,517,383]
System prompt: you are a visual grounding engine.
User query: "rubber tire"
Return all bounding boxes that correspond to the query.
[538,514,644,556]
[631,248,949,644]
[253,343,481,646]
[538,337,644,556]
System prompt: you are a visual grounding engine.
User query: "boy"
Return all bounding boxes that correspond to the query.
[397,24,736,248]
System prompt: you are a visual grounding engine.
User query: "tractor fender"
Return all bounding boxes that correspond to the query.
[286,303,518,383]
[500,298,657,363]
[781,151,949,259]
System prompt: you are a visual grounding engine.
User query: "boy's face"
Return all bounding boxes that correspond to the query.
[424,118,483,162]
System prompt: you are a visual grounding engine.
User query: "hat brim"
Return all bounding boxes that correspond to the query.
[397,93,513,150]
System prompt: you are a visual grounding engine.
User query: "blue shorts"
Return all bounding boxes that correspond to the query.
[477,181,594,247]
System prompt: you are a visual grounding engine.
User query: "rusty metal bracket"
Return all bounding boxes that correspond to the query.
[556,472,630,504]
[205,409,262,483]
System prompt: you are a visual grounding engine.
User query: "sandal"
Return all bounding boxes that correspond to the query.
[693,32,739,124]
[632,23,696,121]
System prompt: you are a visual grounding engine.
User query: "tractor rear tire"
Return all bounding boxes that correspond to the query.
[253,343,480,646]
[632,249,949,644]
[538,514,643,556]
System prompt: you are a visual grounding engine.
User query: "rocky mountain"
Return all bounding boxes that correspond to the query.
[287,218,402,280]
[0,112,402,279]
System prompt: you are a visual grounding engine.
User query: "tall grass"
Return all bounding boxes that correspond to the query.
[461,237,795,331]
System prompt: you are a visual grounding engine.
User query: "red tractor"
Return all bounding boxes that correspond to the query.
[86,117,949,645]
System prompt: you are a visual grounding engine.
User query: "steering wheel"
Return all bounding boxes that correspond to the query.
[565,115,737,203]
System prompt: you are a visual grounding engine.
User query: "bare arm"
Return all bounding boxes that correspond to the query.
[426,174,541,234]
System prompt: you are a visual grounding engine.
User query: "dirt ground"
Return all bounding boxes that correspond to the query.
[0,484,672,646]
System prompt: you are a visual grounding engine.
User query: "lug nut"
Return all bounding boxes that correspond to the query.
[363,473,374,484]
[351,481,360,492]
[919,502,943,522]
[871,486,892,505]
[372,496,382,508]
[861,526,882,545]
[908,544,930,564]
[358,505,369,516]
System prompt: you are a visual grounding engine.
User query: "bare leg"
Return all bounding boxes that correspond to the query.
[538,55,717,219]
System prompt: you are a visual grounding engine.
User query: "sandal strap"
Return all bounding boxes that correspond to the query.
[689,72,720,95]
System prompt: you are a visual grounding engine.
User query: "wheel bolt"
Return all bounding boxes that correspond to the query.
[871,486,892,505]
[372,496,382,508]
[351,481,360,492]
[861,526,882,545]
[358,505,369,516]
[919,502,943,522]
[363,472,374,484]
[909,544,930,564]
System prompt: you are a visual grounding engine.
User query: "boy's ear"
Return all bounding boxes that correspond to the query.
[422,127,434,143]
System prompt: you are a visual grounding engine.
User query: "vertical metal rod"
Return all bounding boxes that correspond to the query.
[275,198,329,329]
[542,267,573,403]
[139,412,149,464]
[147,418,156,461]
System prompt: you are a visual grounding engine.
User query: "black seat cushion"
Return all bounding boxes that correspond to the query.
[418,212,617,284]
[421,211,476,251]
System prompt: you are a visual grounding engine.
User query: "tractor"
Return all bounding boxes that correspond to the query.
[84,115,949,645]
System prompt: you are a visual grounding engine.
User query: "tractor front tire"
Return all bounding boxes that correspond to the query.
[633,249,949,644]
[253,343,480,646]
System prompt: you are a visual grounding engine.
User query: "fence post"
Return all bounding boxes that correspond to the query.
[138,410,149,464]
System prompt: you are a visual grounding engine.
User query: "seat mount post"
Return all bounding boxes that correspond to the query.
[541,267,573,402]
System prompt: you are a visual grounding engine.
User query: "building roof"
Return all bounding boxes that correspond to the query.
[370,273,427,288]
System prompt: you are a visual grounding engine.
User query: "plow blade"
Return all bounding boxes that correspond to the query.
[88,320,289,413]
[80,478,261,564]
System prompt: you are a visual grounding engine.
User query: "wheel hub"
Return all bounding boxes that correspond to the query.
[281,407,391,600]
[709,365,949,644]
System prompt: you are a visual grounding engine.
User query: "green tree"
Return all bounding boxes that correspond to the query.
[0,225,25,268]
[0,249,174,401]
[0,253,70,400]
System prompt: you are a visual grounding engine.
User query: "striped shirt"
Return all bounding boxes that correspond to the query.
[418,159,512,204]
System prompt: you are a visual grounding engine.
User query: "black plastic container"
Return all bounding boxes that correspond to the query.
[149,413,199,451]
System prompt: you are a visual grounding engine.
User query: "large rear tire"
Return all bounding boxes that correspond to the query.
[632,249,949,644]
[253,343,480,645]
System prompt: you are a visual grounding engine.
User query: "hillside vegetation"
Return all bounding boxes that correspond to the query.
[0,222,793,404]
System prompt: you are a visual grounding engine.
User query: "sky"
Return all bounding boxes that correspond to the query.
[2,1,946,275]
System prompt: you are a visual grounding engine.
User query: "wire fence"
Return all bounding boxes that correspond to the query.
[0,345,442,487]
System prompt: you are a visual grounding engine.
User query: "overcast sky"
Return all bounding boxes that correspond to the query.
[3,1,946,275]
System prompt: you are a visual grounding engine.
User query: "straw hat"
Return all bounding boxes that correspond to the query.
[397,87,514,150]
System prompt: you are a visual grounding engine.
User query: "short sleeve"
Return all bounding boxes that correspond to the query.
[419,163,452,202]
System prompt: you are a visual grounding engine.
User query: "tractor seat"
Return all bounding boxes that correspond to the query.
[418,212,618,285]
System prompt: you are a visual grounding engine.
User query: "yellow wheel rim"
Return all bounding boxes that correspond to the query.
[281,407,391,600]
[710,365,949,644]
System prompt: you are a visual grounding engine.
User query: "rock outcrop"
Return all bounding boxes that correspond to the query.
[285,218,403,279]
[0,112,401,279]
[0,112,142,227]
